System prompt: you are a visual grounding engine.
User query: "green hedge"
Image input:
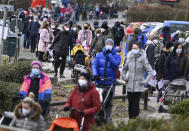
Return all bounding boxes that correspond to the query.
[0,61,31,83]
[0,82,21,115]
[90,117,189,131]
[169,98,189,118]
[128,5,189,22]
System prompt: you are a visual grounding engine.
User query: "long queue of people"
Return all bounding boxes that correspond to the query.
[6,17,189,130]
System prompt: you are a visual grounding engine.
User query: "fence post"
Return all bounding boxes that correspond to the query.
[122,85,126,102]
[144,88,148,110]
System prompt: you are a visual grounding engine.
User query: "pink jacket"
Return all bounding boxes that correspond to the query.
[38,28,54,52]
[78,29,92,46]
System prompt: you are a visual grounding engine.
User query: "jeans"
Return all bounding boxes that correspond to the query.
[128,92,141,119]
[23,33,30,49]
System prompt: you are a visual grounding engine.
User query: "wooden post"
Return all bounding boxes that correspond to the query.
[144,88,148,110]
[122,85,126,102]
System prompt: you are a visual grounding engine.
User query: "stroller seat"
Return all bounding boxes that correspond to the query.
[49,118,79,131]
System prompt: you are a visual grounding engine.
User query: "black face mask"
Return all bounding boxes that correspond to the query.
[84,26,88,30]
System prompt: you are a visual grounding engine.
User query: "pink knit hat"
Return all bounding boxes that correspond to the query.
[30,61,42,71]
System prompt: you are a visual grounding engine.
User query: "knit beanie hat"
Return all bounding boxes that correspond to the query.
[80,70,91,81]
[30,61,42,71]
[105,38,114,46]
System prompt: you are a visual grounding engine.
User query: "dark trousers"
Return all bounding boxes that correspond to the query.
[54,53,67,75]
[127,92,141,119]
[30,36,37,52]
[103,87,115,123]
[38,51,44,62]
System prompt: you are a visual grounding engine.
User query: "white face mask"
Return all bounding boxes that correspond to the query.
[101,28,105,33]
[72,27,77,32]
[105,45,113,51]
[97,34,101,37]
[65,27,69,31]
[51,25,56,29]
[22,108,30,116]
[78,79,87,87]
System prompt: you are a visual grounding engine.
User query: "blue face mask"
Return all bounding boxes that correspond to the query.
[31,68,41,76]
[131,49,139,55]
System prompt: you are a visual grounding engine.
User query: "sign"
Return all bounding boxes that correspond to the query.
[0,5,14,12]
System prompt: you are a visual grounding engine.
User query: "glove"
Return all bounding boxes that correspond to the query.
[92,76,100,81]
[63,106,71,111]
[79,111,85,116]
[106,50,111,54]
[12,93,24,101]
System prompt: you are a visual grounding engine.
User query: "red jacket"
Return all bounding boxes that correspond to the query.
[65,84,101,131]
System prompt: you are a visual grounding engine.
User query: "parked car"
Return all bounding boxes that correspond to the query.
[164,21,189,33]
[125,22,143,38]
[160,0,180,6]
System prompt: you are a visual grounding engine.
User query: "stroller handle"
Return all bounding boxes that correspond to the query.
[94,77,114,85]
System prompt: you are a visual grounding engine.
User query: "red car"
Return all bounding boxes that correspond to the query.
[125,22,143,38]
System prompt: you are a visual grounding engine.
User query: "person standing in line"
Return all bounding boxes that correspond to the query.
[38,21,54,62]
[122,42,153,119]
[49,23,72,78]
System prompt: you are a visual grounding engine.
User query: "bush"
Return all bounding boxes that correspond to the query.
[128,5,189,22]
[0,81,21,115]
[0,61,31,83]
[169,98,189,117]
[90,117,189,131]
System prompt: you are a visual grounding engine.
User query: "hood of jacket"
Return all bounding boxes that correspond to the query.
[14,102,42,121]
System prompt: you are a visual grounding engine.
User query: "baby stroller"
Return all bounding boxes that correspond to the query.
[95,78,114,126]
[158,78,188,113]
[49,108,85,131]
[70,45,86,78]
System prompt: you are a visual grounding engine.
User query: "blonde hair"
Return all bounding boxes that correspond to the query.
[41,21,48,29]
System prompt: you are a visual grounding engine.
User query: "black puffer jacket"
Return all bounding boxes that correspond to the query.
[156,49,170,80]
[50,30,72,55]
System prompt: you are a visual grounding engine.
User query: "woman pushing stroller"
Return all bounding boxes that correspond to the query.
[63,69,101,131]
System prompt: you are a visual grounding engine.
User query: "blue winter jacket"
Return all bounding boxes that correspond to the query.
[92,47,121,86]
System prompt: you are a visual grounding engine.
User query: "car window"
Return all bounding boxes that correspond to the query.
[170,24,189,33]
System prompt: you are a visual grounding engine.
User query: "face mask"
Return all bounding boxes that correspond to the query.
[97,34,101,37]
[65,27,69,31]
[176,49,182,54]
[131,49,139,55]
[105,45,113,51]
[153,39,159,45]
[78,79,88,92]
[29,19,32,22]
[31,68,40,76]
[101,28,105,33]
[22,108,30,116]
[51,25,56,29]
[84,26,88,30]
[72,27,77,32]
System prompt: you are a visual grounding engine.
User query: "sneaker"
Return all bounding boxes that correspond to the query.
[60,75,65,78]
